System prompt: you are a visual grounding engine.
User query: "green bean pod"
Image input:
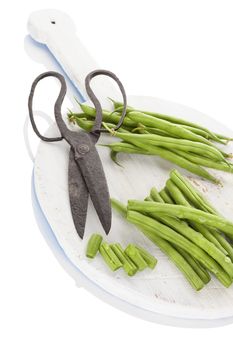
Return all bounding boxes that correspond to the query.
[86,233,103,258]
[214,133,233,141]
[134,245,158,269]
[99,242,123,271]
[69,114,131,133]
[173,150,233,173]
[182,125,212,139]
[173,245,211,284]
[110,243,138,276]
[159,188,175,204]
[170,169,218,214]
[125,244,148,271]
[150,187,164,203]
[128,111,215,146]
[208,228,233,262]
[111,198,128,218]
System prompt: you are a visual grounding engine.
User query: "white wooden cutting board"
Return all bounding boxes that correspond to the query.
[33,94,233,326]
[27,9,233,326]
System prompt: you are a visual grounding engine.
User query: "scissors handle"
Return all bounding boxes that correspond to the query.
[85,69,127,135]
[29,70,127,143]
[28,71,67,142]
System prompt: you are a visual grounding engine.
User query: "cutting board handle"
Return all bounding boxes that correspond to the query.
[27,9,120,104]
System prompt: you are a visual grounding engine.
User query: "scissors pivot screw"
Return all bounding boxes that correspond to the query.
[77,144,90,155]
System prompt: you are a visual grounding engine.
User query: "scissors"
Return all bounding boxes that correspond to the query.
[28,69,127,238]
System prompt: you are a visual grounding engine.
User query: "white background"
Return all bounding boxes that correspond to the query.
[1,0,233,348]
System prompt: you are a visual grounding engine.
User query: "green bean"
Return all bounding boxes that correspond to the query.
[134,245,157,269]
[110,150,122,167]
[86,233,103,258]
[78,103,109,117]
[74,117,93,131]
[68,112,87,122]
[214,133,233,141]
[111,198,128,218]
[173,150,233,173]
[69,114,131,133]
[170,169,218,214]
[144,196,153,201]
[99,242,123,271]
[109,98,134,112]
[68,112,98,121]
[173,245,211,284]
[173,141,230,159]
[142,126,176,137]
[133,125,178,137]
[159,188,175,204]
[132,124,178,138]
[128,111,215,146]
[208,228,233,262]
[166,179,228,255]
[182,127,229,145]
[150,187,164,203]
[102,138,219,183]
[102,142,146,154]
[128,201,233,240]
[182,125,212,139]
[147,188,210,284]
[110,243,138,276]
[111,199,205,290]
[125,244,148,271]
[127,210,232,287]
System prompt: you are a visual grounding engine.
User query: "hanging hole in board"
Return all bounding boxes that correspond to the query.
[51,21,56,24]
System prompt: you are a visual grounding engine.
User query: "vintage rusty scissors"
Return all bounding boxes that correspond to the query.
[28,69,127,238]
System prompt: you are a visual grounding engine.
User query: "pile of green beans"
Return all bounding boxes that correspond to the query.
[68,100,233,183]
[111,170,233,291]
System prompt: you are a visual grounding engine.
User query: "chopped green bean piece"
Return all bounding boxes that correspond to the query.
[99,242,123,271]
[125,244,148,271]
[86,233,103,259]
[134,245,157,269]
[111,243,138,276]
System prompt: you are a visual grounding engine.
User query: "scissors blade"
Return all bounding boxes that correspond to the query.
[68,148,89,239]
[76,146,112,235]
